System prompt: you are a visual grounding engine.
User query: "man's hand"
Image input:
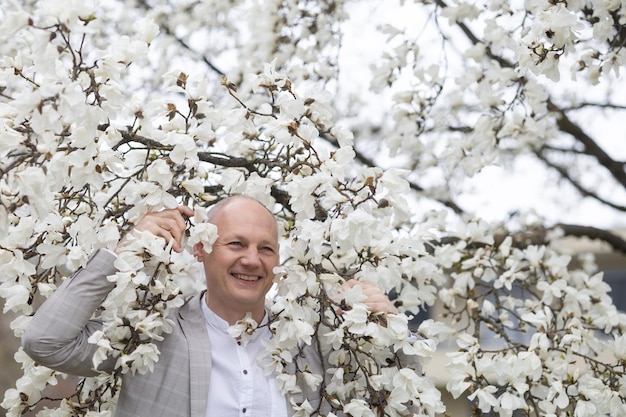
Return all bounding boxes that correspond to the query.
[116,206,194,254]
[342,279,398,314]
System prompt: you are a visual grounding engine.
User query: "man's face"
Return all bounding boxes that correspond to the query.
[197,198,280,324]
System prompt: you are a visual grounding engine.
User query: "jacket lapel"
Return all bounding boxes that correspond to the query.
[178,293,212,417]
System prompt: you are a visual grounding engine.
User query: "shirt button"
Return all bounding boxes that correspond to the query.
[242,408,247,413]
[243,369,248,375]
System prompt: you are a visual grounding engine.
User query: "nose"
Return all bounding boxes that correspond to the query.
[240,247,262,267]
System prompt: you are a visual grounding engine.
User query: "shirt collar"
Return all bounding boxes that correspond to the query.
[201,298,270,341]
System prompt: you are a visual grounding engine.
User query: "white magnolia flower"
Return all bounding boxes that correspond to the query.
[187,222,218,254]
[88,331,113,369]
[343,399,375,417]
[301,370,323,391]
[468,386,499,413]
[330,126,354,148]
[497,391,527,417]
[0,284,32,314]
[135,17,160,44]
[289,398,313,417]
[128,343,160,375]
[15,167,54,217]
[276,373,301,395]
[228,313,258,347]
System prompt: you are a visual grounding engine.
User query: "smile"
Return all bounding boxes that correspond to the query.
[232,273,261,282]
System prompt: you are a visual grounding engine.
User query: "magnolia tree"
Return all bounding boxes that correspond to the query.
[1,0,626,416]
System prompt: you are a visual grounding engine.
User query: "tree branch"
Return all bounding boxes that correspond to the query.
[534,147,626,212]
[319,133,465,214]
[548,100,626,189]
[135,0,225,78]
[555,223,626,255]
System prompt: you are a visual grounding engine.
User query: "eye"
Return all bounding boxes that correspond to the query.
[228,241,243,247]
[260,246,275,253]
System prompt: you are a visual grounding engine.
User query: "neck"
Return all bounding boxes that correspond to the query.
[204,293,265,325]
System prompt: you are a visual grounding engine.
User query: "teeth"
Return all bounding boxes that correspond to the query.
[233,273,260,282]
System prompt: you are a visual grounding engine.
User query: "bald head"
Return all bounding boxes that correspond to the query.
[207,196,278,239]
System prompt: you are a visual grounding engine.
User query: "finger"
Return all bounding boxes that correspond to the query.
[150,209,188,231]
[165,208,191,233]
[365,300,398,314]
[155,216,187,252]
[146,222,184,252]
[160,216,185,238]
[176,205,194,218]
[344,280,376,291]
[126,208,190,252]
[343,279,358,288]
[351,282,381,299]
[155,228,177,251]
[347,281,398,314]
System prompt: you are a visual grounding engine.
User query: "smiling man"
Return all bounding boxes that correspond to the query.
[196,197,280,325]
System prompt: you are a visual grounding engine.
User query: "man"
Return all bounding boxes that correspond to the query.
[22,196,403,416]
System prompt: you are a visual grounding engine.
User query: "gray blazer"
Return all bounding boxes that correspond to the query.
[21,250,324,417]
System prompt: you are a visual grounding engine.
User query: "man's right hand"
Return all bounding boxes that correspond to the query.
[115,206,194,254]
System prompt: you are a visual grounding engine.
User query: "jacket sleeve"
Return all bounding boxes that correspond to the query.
[21,249,119,376]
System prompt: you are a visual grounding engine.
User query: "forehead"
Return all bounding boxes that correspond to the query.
[210,198,278,242]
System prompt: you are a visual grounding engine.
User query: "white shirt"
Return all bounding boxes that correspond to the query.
[202,302,288,417]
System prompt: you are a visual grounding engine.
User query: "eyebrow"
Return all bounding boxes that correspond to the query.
[222,233,278,248]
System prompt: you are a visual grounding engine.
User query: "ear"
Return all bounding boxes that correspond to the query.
[193,242,205,261]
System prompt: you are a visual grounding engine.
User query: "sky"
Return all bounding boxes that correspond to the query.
[338,0,626,231]
[459,158,626,229]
